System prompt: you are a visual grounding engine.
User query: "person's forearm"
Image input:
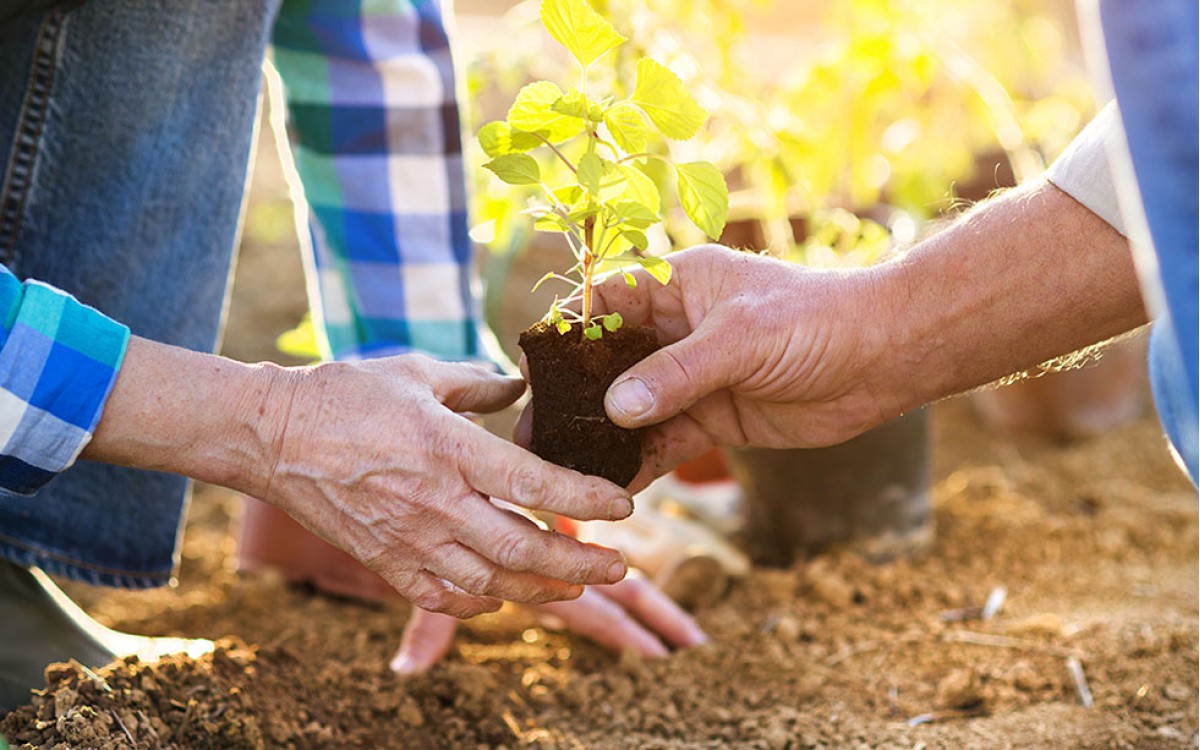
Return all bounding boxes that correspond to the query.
[82,337,293,498]
[866,179,1147,416]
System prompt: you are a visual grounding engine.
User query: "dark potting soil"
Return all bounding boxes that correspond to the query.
[518,321,659,487]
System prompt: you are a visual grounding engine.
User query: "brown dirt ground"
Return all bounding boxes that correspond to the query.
[2,98,1197,750]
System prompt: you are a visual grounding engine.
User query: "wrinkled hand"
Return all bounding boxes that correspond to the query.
[262,355,633,618]
[518,245,890,490]
[391,573,707,673]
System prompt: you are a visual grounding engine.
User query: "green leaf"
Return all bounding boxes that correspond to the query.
[552,87,592,119]
[634,255,672,285]
[540,0,626,68]
[556,319,572,335]
[584,324,604,340]
[631,58,707,140]
[478,121,541,157]
[602,312,624,332]
[566,199,598,225]
[620,228,649,251]
[532,271,558,292]
[612,200,659,229]
[604,103,650,153]
[508,81,583,143]
[675,161,729,238]
[622,271,638,288]
[485,154,541,185]
[618,165,660,212]
[534,213,570,233]
[578,151,604,194]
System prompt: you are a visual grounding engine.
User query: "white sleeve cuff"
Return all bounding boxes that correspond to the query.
[1044,101,1126,236]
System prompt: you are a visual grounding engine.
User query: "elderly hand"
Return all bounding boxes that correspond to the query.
[260,355,636,618]
[88,340,634,619]
[516,244,889,490]
[391,573,707,674]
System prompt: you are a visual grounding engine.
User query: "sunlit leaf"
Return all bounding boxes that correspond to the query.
[478,121,541,157]
[508,81,584,143]
[611,200,658,229]
[540,0,627,68]
[556,319,572,335]
[578,151,604,194]
[602,312,624,332]
[675,161,728,238]
[552,87,592,119]
[620,228,649,251]
[584,324,604,340]
[534,213,570,233]
[634,255,672,285]
[622,271,638,288]
[531,271,558,292]
[618,164,660,212]
[631,59,706,140]
[485,153,541,185]
[604,103,650,153]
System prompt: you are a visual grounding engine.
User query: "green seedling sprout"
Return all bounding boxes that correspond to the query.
[479,0,728,339]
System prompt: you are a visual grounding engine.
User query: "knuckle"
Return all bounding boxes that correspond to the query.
[409,587,450,613]
[508,464,549,505]
[458,566,497,596]
[493,529,535,571]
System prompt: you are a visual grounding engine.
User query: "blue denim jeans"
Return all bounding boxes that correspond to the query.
[0,0,279,587]
[1100,0,1198,484]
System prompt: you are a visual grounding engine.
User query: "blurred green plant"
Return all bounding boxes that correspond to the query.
[465,0,1093,266]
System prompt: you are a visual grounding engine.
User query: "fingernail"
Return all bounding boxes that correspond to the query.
[390,653,418,674]
[607,559,628,583]
[608,378,654,419]
[609,496,634,519]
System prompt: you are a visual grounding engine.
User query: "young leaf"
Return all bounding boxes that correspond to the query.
[478,121,540,157]
[552,87,592,119]
[619,228,649,251]
[612,200,659,229]
[584,324,604,340]
[618,164,661,212]
[508,81,583,143]
[631,58,707,140]
[578,151,604,194]
[534,213,570,233]
[531,271,558,291]
[602,312,624,332]
[485,154,541,185]
[634,255,672,285]
[675,161,729,238]
[556,319,572,335]
[540,0,627,69]
[604,103,650,153]
[622,271,638,288]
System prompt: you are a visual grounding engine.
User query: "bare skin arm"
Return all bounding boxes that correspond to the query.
[84,339,635,617]
[516,179,1146,487]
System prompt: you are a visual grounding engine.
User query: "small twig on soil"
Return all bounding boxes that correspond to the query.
[939,585,1007,623]
[906,706,988,727]
[1066,657,1094,708]
[501,710,524,739]
[111,709,136,745]
[77,663,114,694]
[941,630,1079,658]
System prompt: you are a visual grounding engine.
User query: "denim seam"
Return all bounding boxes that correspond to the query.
[0,7,71,266]
[0,528,171,586]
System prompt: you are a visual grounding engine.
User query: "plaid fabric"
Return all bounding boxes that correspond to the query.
[272,0,484,362]
[0,269,129,495]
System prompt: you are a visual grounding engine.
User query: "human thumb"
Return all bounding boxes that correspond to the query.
[605,326,731,429]
[391,609,458,674]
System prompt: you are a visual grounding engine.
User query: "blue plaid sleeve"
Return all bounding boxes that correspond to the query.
[0,268,129,495]
[271,0,485,363]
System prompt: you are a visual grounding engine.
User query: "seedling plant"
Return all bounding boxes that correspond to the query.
[479,0,729,340]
